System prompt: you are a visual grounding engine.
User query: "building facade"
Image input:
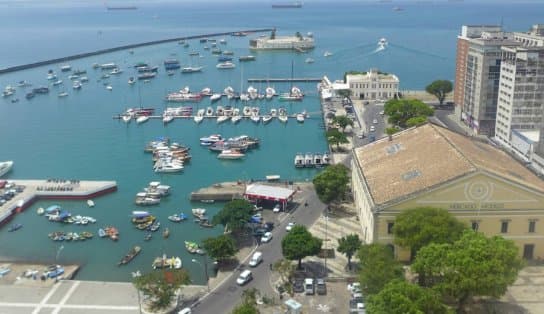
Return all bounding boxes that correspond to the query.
[345,68,399,100]
[352,123,544,261]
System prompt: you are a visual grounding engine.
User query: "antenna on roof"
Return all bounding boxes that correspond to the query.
[500,16,504,30]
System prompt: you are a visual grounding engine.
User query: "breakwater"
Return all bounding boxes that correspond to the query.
[0,28,275,74]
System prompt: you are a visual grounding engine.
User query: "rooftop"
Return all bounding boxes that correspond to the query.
[354,123,544,206]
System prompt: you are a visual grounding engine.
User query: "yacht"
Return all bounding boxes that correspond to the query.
[72,81,82,89]
[154,162,184,173]
[216,61,236,69]
[304,153,314,167]
[194,109,205,124]
[58,92,68,98]
[199,134,222,146]
[323,51,333,57]
[210,93,222,102]
[0,161,14,177]
[217,149,245,160]
[181,66,203,73]
[136,115,150,124]
[262,114,273,124]
[296,112,306,123]
[305,58,315,64]
[265,87,276,99]
[294,153,304,168]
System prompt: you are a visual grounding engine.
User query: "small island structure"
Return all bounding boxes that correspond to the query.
[249,30,314,51]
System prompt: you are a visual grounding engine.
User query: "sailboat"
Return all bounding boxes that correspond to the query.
[279,61,304,101]
[182,55,203,73]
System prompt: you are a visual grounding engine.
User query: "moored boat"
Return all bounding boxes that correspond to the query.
[8,223,22,232]
[217,149,245,160]
[0,161,14,177]
[118,246,141,266]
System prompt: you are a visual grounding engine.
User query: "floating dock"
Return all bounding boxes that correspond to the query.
[190,181,245,202]
[0,179,117,227]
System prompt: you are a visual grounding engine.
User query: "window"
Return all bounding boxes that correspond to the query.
[529,220,536,233]
[387,222,394,234]
[471,221,479,231]
[501,221,509,233]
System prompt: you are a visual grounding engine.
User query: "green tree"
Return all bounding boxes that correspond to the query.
[393,207,466,259]
[412,230,524,312]
[212,199,254,234]
[282,225,322,269]
[367,279,451,314]
[202,234,238,264]
[406,116,428,127]
[425,80,453,105]
[358,244,404,295]
[326,129,349,150]
[332,115,354,133]
[385,127,400,141]
[312,164,350,204]
[231,301,259,314]
[133,269,190,312]
[337,234,362,270]
[384,99,434,129]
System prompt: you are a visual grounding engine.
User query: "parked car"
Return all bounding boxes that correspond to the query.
[379,110,384,116]
[369,125,375,132]
[261,232,273,243]
[347,282,361,294]
[45,265,64,279]
[236,270,253,285]
[304,278,315,295]
[273,204,281,213]
[293,279,305,293]
[316,278,327,295]
[264,222,274,231]
[286,222,296,232]
[372,119,378,124]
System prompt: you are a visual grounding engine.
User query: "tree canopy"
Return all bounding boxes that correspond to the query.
[326,129,349,150]
[425,80,453,105]
[212,199,255,234]
[332,115,354,133]
[384,99,434,129]
[357,244,404,295]
[281,225,322,269]
[337,234,362,270]
[202,234,238,263]
[133,269,190,312]
[231,301,259,314]
[313,163,350,204]
[367,279,451,314]
[393,207,466,259]
[412,230,523,311]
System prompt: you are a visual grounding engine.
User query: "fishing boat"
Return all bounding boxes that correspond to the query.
[0,161,14,177]
[184,241,201,254]
[162,228,170,238]
[118,246,141,266]
[192,208,206,218]
[8,223,22,232]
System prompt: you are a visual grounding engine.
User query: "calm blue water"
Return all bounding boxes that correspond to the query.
[0,1,543,283]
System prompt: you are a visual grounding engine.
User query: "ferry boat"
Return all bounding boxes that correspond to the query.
[0,161,13,177]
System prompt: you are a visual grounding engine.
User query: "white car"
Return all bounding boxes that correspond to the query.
[286,222,296,232]
[369,125,375,132]
[348,282,361,293]
[379,110,384,116]
[273,204,281,213]
[372,119,378,124]
[261,232,273,243]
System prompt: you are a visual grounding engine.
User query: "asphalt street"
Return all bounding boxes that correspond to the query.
[191,186,326,314]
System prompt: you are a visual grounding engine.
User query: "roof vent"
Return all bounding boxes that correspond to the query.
[402,170,421,181]
[386,143,402,155]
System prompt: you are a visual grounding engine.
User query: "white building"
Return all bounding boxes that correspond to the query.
[345,68,399,100]
[249,34,314,50]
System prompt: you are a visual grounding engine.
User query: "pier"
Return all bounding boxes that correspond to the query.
[247,78,322,83]
[190,181,246,202]
[0,179,117,226]
[0,28,275,74]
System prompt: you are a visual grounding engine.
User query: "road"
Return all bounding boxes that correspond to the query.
[192,186,326,313]
[352,101,386,147]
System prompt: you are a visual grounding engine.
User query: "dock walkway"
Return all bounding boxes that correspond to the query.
[190,181,245,202]
[0,179,117,226]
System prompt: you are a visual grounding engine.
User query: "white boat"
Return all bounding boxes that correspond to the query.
[200,87,212,96]
[110,68,123,75]
[87,200,95,207]
[304,153,314,167]
[250,115,260,124]
[220,38,227,44]
[181,66,203,73]
[47,73,57,80]
[217,115,230,124]
[128,77,136,85]
[0,161,13,177]
[136,116,150,124]
[68,75,80,80]
[240,93,250,102]
[205,107,214,116]
[37,207,45,215]
[324,51,333,57]
[242,106,252,117]
[194,109,205,124]
[216,61,236,69]
[265,86,276,99]
[378,38,388,49]
[80,76,89,82]
[154,162,184,173]
[262,115,273,124]
[231,115,242,124]
[217,149,245,160]
[52,80,63,86]
[223,86,234,95]
[122,114,132,123]
[200,134,222,146]
[192,208,206,217]
[163,113,174,124]
[210,93,222,102]
[106,85,113,91]
[305,58,314,64]
[270,108,277,117]
[313,153,324,167]
[216,105,225,116]
[294,153,304,168]
[72,81,82,89]
[60,65,71,72]
[296,113,305,123]
[58,92,68,98]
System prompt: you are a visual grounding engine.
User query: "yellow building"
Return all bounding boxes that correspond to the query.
[351,123,544,261]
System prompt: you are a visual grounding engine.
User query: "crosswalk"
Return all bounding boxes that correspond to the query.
[307,214,363,277]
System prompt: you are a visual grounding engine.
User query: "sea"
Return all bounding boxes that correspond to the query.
[1,0,543,283]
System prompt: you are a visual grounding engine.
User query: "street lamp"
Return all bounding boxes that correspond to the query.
[192,256,210,292]
[131,270,143,314]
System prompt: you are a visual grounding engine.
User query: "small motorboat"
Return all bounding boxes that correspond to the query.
[144,233,152,241]
[163,228,170,238]
[118,246,141,266]
[262,115,273,124]
[296,112,306,123]
[136,116,150,124]
[8,223,22,232]
[185,241,201,254]
[192,208,206,218]
[37,207,45,215]
[87,200,95,207]
[98,228,107,238]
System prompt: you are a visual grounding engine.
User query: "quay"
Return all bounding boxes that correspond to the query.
[247,77,322,83]
[0,179,117,226]
[190,181,245,202]
[112,114,320,120]
[0,28,275,74]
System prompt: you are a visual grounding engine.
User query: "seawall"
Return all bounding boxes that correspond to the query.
[0,28,275,74]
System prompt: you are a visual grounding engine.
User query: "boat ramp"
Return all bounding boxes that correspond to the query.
[0,179,117,227]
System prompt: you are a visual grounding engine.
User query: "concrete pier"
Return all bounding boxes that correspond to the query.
[0,179,117,226]
[189,181,245,202]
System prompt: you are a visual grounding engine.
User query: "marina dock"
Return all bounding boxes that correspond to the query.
[247,78,322,83]
[190,181,246,202]
[0,179,117,226]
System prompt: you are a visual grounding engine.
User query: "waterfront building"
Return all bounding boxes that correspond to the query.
[351,123,544,261]
[495,25,544,149]
[345,68,399,100]
[249,31,314,50]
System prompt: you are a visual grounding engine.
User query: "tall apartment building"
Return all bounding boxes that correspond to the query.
[454,25,501,112]
[495,25,544,147]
